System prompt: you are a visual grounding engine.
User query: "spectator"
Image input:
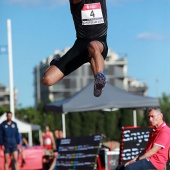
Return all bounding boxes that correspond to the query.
[54,129,63,152]
[0,111,20,170]
[116,106,170,170]
[19,133,29,167]
[49,129,64,170]
[42,125,56,170]
[42,125,56,151]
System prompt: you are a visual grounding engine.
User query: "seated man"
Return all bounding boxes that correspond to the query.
[116,106,170,170]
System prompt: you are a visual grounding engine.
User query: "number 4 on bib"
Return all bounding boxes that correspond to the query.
[81,3,104,25]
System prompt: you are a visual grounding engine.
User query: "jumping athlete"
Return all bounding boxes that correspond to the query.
[42,0,108,97]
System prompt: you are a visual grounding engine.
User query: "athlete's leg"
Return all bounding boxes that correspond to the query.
[88,41,104,76]
[88,41,107,97]
[42,39,89,86]
[42,66,64,86]
[12,150,19,170]
[42,41,79,86]
[4,153,9,170]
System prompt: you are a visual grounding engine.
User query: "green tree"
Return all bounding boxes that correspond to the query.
[103,110,120,141]
[140,109,150,127]
[159,93,170,124]
[95,111,105,135]
[0,106,10,116]
[120,109,134,127]
[67,112,81,137]
[80,111,97,136]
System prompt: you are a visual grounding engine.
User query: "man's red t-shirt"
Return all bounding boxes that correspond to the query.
[145,122,170,170]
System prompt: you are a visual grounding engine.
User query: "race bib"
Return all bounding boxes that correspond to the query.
[81,3,104,25]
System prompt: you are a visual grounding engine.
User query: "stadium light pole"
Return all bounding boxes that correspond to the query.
[7,19,15,117]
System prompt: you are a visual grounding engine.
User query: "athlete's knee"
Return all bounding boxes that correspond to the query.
[88,41,101,57]
[42,66,64,86]
[42,74,53,86]
[41,67,54,86]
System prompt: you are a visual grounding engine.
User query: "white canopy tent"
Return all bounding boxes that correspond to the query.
[0,113,42,146]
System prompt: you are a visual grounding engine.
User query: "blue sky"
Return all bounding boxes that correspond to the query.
[0,0,170,108]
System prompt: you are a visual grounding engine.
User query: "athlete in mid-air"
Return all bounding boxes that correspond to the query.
[42,0,108,97]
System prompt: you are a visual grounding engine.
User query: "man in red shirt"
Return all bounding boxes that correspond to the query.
[116,106,170,170]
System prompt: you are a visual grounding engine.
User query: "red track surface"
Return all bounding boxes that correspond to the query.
[0,146,45,170]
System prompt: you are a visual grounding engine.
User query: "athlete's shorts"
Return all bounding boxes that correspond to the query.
[4,145,18,154]
[54,36,108,76]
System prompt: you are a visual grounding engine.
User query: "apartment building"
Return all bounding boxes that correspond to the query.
[0,83,18,107]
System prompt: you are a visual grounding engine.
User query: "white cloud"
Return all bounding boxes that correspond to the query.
[136,32,170,41]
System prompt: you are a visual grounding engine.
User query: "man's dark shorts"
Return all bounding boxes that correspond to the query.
[54,36,108,76]
[4,145,18,154]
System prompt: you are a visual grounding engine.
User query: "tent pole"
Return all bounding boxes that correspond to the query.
[133,110,137,126]
[62,112,67,138]
[28,130,33,146]
[39,130,42,145]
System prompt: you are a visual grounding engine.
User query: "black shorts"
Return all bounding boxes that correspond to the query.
[54,37,108,76]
